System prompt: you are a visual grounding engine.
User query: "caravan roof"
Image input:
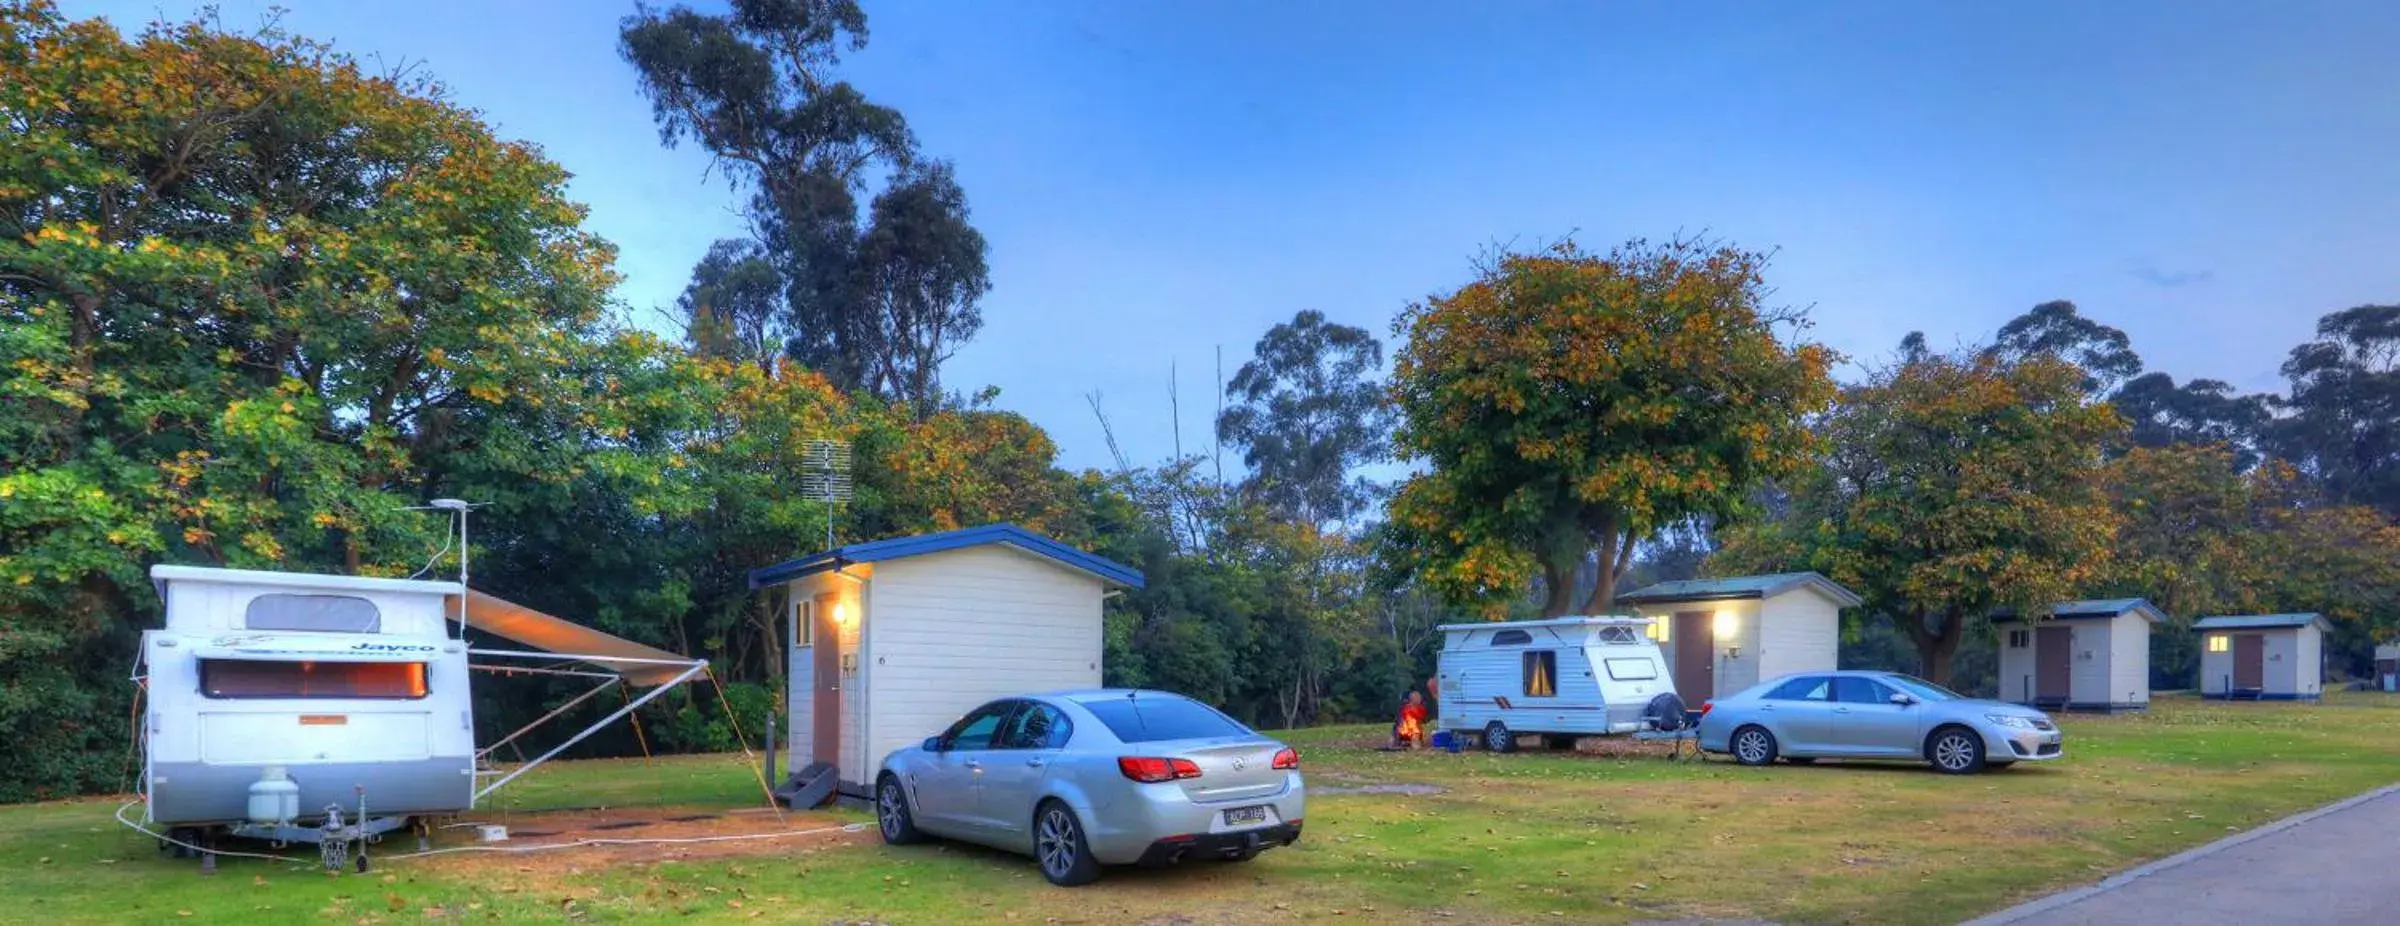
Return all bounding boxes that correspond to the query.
[1435,615,1651,633]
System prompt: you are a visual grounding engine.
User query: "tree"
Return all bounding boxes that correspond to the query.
[2265,305,2400,516]
[1216,310,1394,529]
[1385,237,1837,618]
[1990,300,2143,395]
[682,239,786,373]
[1718,348,2125,684]
[621,0,990,411]
[2112,372,2272,468]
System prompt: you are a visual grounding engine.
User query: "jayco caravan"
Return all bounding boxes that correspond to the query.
[1436,616,1686,752]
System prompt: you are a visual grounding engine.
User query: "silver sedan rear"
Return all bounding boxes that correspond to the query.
[1696,671,2063,773]
[874,689,1305,886]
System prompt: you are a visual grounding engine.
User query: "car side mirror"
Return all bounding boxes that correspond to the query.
[923,736,946,753]
[1889,693,1918,706]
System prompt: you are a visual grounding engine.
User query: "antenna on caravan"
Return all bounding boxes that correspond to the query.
[405,498,482,640]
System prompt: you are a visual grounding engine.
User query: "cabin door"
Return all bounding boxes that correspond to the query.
[2035,626,2074,701]
[1671,611,1714,703]
[813,592,841,766]
[2233,634,2265,690]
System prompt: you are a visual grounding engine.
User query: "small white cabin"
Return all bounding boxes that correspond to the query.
[142,566,475,827]
[1992,599,2162,712]
[747,524,1144,798]
[1434,616,1681,748]
[1617,573,1862,705]
[2196,613,2330,701]
[2376,642,2399,693]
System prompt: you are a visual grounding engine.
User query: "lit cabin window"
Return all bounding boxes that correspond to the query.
[200,660,428,699]
[2206,634,2230,654]
[245,594,381,633]
[1490,629,1533,646]
[1522,651,1557,697]
[1646,619,1668,643]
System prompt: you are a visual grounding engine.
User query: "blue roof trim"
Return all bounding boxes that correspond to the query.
[2193,613,2329,632]
[1616,572,1864,608]
[1995,598,2167,623]
[746,523,1145,591]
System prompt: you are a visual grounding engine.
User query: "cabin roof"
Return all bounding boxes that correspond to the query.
[746,523,1145,590]
[1615,572,1864,607]
[1993,598,2167,623]
[2193,613,2331,632]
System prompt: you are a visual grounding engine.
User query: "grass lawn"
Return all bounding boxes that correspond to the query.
[6,692,2398,924]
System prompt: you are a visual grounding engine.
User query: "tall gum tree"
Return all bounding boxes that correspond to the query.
[1385,238,1836,618]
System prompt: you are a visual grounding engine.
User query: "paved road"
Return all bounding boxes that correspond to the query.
[1964,785,2400,926]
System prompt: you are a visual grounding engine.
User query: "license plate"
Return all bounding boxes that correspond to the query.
[1223,806,1267,826]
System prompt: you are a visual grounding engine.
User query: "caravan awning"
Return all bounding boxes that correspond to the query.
[449,591,703,687]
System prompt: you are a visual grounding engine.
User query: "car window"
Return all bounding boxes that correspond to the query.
[1078,695,1250,743]
[1763,676,1831,701]
[942,700,1018,751]
[1833,676,1896,704]
[1885,675,1963,702]
[997,702,1072,750]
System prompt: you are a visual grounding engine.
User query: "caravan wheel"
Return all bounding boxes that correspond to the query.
[1483,722,1517,754]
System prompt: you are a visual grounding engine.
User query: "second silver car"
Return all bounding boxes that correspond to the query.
[874,689,1305,885]
[1696,671,2062,773]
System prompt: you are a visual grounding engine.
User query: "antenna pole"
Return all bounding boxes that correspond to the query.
[456,507,470,639]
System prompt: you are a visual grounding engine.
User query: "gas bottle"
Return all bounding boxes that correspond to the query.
[247,766,300,825]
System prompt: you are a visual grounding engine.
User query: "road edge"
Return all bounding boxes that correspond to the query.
[1959,782,2400,926]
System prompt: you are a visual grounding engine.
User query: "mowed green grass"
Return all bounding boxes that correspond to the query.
[6,692,2398,924]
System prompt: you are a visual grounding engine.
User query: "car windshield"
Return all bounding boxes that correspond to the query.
[1884,674,1963,701]
[1078,694,1250,743]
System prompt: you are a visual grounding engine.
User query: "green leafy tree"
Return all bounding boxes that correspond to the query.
[2112,372,2272,468]
[1215,309,1394,530]
[1385,237,1836,618]
[1989,300,2143,395]
[1718,348,2125,684]
[2265,305,2400,516]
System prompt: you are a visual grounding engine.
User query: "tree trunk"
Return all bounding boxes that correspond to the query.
[1578,525,1639,615]
[1538,549,1578,618]
[1900,607,1967,686]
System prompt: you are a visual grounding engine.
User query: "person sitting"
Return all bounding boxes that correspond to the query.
[1395,690,1430,749]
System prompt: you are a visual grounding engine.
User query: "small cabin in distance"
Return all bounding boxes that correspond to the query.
[1992,599,2162,712]
[2195,613,2329,701]
[1617,573,1863,706]
[746,524,1144,802]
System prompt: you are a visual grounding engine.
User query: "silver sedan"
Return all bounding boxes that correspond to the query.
[873,689,1306,886]
[1696,671,2063,774]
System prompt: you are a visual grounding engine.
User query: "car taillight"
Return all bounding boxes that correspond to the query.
[1117,756,1203,783]
[1698,700,1714,718]
[1272,747,1299,770]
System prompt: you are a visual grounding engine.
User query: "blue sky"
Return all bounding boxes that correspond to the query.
[74,1,2400,474]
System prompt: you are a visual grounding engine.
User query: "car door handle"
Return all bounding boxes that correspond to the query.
[965,761,982,772]
[1025,758,1045,768]
[1759,704,1775,711]
[1833,707,1852,714]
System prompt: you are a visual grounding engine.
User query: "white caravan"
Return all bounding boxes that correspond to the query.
[1435,616,1687,751]
[141,567,476,833]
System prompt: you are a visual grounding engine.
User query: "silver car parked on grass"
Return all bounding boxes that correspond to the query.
[1696,670,2063,774]
[874,689,1305,886]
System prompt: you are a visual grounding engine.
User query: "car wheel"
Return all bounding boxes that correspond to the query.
[1731,725,1779,767]
[1033,800,1101,886]
[1483,721,1516,754]
[875,775,924,845]
[1783,756,1817,765]
[1928,726,1987,775]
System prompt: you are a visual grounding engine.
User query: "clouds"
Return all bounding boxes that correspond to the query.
[2129,265,2216,288]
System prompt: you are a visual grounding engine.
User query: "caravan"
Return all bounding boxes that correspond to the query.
[1435,616,1686,752]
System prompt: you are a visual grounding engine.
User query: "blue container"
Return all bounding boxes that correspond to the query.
[1431,730,1461,753]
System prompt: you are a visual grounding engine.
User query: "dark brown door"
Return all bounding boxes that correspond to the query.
[2233,634,2264,689]
[1671,611,1714,703]
[812,593,841,766]
[2035,626,2073,700]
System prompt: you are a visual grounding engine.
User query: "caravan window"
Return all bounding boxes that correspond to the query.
[1522,651,1557,697]
[1603,658,1657,681]
[200,659,427,699]
[1490,630,1533,646]
[245,594,381,633]
[1597,626,1640,645]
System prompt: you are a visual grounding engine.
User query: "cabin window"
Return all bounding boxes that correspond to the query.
[2007,630,2030,649]
[1522,651,1557,697]
[792,600,813,647]
[1603,657,1657,681]
[1597,626,1639,645]
[244,594,380,633]
[2206,634,2230,654]
[1490,629,1533,646]
[200,659,428,699]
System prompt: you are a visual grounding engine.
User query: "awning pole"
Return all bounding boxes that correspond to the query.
[475,676,621,761]
[474,661,707,802]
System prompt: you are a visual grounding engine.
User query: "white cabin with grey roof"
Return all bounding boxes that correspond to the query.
[1992,598,2162,712]
[2195,613,2329,701]
[1616,573,1863,705]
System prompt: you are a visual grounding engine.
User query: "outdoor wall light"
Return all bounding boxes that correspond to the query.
[832,601,850,625]
[1712,610,1738,640]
